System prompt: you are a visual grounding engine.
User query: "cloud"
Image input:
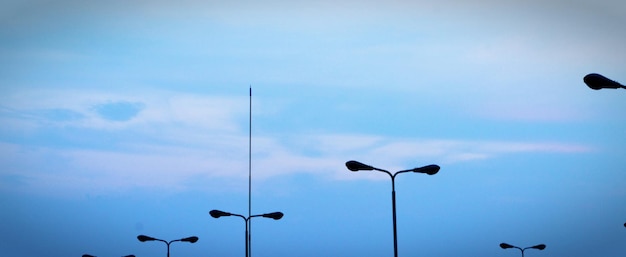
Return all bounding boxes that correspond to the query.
[0,89,248,132]
[0,86,596,197]
[0,131,592,196]
[296,135,591,170]
[0,105,85,126]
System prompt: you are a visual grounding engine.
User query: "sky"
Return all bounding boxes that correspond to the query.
[1,0,625,256]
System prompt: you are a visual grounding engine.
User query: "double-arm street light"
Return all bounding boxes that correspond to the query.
[137,234,198,257]
[584,73,625,90]
[210,209,283,257]
[500,243,546,257]
[345,160,440,257]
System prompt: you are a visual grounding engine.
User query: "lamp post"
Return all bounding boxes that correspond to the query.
[137,234,198,257]
[210,209,283,257]
[500,243,546,257]
[345,160,440,257]
[584,73,625,90]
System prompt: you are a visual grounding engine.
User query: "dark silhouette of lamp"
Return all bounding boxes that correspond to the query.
[500,243,546,257]
[210,209,232,218]
[345,160,440,257]
[209,209,283,257]
[346,160,439,175]
[261,212,284,220]
[584,73,625,90]
[137,234,198,257]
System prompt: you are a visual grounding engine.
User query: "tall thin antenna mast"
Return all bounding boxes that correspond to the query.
[248,86,252,256]
[248,87,251,218]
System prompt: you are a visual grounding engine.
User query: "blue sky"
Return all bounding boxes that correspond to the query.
[1,0,625,256]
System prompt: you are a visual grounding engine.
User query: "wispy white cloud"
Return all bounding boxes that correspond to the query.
[0,131,592,196]
[0,89,248,132]
[0,86,596,197]
[1,0,613,195]
[294,134,592,169]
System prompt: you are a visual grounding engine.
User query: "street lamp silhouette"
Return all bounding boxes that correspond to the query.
[137,234,198,257]
[82,255,135,257]
[584,73,625,90]
[210,209,283,257]
[500,243,546,257]
[345,160,440,257]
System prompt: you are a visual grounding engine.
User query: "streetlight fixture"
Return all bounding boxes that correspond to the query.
[500,243,546,257]
[345,160,440,257]
[210,209,283,257]
[137,234,198,257]
[584,73,625,90]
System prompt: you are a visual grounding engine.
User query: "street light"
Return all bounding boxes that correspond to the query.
[584,73,625,90]
[210,209,283,257]
[137,234,198,257]
[500,243,546,257]
[345,160,440,257]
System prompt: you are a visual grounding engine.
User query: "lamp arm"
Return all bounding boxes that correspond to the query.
[393,169,413,177]
[231,213,247,221]
[374,168,393,178]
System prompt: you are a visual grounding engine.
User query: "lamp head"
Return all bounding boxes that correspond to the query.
[412,164,440,175]
[500,243,515,249]
[584,73,623,90]
[531,244,546,250]
[262,212,284,220]
[82,255,96,257]
[210,210,231,218]
[346,160,374,171]
[123,255,136,257]
[137,235,157,242]
[181,236,199,243]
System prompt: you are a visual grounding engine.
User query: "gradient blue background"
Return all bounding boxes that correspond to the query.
[1,1,625,257]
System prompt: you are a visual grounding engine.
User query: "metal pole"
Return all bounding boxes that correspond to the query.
[248,87,252,257]
[391,176,398,257]
[245,219,250,257]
